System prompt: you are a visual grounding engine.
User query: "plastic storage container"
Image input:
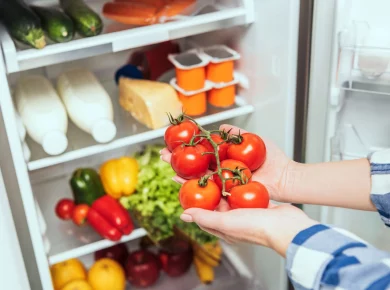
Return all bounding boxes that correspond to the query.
[168,52,209,91]
[14,75,68,156]
[208,76,239,108]
[57,69,117,144]
[202,45,240,83]
[170,78,212,116]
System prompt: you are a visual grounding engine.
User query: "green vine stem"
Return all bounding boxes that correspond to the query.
[184,115,231,196]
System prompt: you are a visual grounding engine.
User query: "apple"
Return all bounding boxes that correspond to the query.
[95,243,128,268]
[126,250,160,287]
[159,237,193,277]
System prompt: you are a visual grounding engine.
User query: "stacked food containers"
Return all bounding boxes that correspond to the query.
[168,45,240,116]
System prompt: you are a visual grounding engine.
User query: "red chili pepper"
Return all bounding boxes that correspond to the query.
[87,208,122,241]
[91,195,134,236]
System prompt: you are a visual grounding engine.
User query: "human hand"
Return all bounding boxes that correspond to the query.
[161,124,294,202]
[181,200,318,257]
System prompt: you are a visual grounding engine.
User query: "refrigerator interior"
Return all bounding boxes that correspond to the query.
[0,0,300,289]
[307,0,390,251]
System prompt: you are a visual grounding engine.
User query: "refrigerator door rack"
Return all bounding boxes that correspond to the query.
[337,22,390,96]
[331,84,390,161]
[0,0,253,73]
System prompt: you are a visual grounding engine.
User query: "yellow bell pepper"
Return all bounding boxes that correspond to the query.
[100,157,138,199]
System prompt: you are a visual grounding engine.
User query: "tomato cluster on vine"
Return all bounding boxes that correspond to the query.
[164,114,269,211]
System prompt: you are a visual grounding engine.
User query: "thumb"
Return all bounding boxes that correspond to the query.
[181,208,225,231]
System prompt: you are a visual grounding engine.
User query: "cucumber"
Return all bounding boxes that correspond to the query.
[0,0,46,49]
[60,0,103,37]
[31,6,74,43]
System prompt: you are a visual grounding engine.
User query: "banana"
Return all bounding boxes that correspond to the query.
[194,247,220,267]
[194,256,214,284]
[193,242,222,262]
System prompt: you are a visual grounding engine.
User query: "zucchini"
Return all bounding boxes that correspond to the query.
[0,0,46,49]
[31,6,74,43]
[60,0,103,37]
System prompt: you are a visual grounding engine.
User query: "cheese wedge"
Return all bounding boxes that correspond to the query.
[119,78,182,129]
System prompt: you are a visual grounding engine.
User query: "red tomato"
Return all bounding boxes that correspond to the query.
[55,198,75,220]
[179,179,221,210]
[72,204,89,226]
[171,144,210,179]
[227,133,266,171]
[213,159,252,192]
[200,135,229,170]
[164,120,200,152]
[227,181,269,209]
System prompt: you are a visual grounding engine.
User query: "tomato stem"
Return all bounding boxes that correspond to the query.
[184,115,232,196]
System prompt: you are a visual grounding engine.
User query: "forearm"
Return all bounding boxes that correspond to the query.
[283,159,375,211]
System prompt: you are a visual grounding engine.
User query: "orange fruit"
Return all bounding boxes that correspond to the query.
[50,259,87,290]
[61,279,92,290]
[88,258,126,290]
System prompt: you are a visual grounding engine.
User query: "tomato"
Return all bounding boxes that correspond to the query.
[72,204,89,226]
[227,133,266,171]
[227,181,269,209]
[164,120,200,152]
[55,198,75,220]
[213,159,252,192]
[179,179,221,210]
[200,135,229,170]
[171,144,210,179]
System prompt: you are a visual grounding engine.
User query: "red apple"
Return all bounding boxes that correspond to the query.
[126,250,160,287]
[95,243,128,268]
[159,237,193,277]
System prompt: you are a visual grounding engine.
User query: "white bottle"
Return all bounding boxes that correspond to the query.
[15,76,68,156]
[57,69,116,143]
[13,107,31,161]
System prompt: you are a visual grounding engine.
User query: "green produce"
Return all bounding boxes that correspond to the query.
[0,0,46,49]
[60,0,103,37]
[70,168,105,206]
[31,6,74,43]
[120,145,217,245]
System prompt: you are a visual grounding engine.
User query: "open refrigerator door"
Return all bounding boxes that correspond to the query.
[306,0,390,250]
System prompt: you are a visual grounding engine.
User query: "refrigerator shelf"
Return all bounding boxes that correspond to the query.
[331,84,390,161]
[49,228,147,265]
[26,79,254,171]
[0,0,251,74]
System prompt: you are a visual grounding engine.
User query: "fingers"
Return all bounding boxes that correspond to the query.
[215,198,230,212]
[200,226,237,244]
[172,175,187,184]
[160,147,171,163]
[219,124,247,135]
[181,208,226,232]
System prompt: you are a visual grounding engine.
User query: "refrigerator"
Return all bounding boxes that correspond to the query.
[0,0,388,289]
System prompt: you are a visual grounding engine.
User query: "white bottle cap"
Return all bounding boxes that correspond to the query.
[92,119,117,143]
[42,131,68,155]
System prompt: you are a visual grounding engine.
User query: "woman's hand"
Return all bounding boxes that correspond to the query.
[181,200,318,257]
[161,124,293,202]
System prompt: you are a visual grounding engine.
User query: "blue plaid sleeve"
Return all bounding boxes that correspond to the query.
[286,225,390,290]
[370,149,390,226]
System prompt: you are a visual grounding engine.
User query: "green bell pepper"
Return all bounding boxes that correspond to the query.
[70,168,105,206]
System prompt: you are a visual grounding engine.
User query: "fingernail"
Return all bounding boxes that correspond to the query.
[159,150,162,154]
[160,155,163,160]
[180,214,193,223]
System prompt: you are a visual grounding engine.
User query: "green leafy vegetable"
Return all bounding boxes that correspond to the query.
[120,144,217,245]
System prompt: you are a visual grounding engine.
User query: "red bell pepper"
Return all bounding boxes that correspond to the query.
[87,208,122,241]
[87,195,134,241]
